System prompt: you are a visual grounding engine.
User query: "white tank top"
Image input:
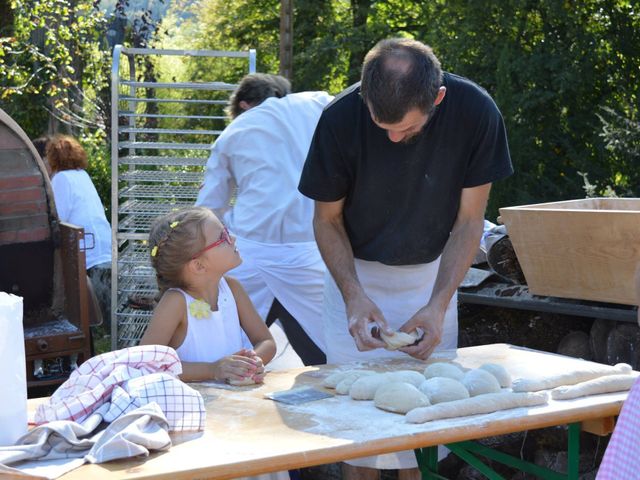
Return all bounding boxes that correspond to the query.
[173,277,252,363]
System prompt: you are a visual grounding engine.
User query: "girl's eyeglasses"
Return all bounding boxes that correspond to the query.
[191,226,232,259]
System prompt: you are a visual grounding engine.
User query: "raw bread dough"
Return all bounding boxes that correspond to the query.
[386,370,426,387]
[335,371,376,395]
[374,382,430,414]
[419,377,469,404]
[228,377,257,386]
[550,373,639,400]
[406,391,549,423]
[380,330,420,351]
[322,369,374,389]
[512,363,632,392]
[349,370,425,400]
[350,373,388,400]
[424,362,465,381]
[479,363,512,388]
[462,369,501,396]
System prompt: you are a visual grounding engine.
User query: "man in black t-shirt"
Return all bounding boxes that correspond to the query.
[299,38,513,478]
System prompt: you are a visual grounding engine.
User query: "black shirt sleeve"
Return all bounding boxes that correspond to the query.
[298,111,352,202]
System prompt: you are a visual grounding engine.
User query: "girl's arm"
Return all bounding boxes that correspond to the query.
[226,275,277,366]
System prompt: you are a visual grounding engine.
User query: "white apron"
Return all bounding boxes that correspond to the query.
[323,257,458,469]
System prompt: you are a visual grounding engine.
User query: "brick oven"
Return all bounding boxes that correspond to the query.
[0,108,94,390]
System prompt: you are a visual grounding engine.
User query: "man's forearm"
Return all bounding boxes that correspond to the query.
[428,217,484,312]
[313,215,364,302]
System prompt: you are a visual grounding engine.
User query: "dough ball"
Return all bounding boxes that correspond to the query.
[419,377,470,404]
[424,362,465,381]
[350,374,388,400]
[380,330,421,351]
[462,369,501,396]
[386,370,426,387]
[323,369,374,389]
[335,371,376,395]
[479,363,512,388]
[228,377,257,386]
[374,382,430,414]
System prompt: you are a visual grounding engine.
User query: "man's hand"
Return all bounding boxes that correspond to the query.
[346,292,391,351]
[399,304,446,360]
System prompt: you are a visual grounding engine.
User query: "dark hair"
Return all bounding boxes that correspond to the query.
[361,38,443,124]
[228,73,291,119]
[148,207,212,297]
[32,136,51,159]
[46,134,88,172]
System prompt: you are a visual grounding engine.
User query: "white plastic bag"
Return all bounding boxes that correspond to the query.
[0,292,27,446]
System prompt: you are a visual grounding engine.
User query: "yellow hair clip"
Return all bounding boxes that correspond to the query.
[151,246,158,257]
[170,221,179,229]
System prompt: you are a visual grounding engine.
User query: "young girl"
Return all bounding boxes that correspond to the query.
[140,206,276,384]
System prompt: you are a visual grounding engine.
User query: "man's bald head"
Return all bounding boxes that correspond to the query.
[361,38,443,124]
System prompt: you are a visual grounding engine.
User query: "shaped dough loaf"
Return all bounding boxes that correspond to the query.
[374,382,430,414]
[419,377,470,404]
[380,330,420,351]
[322,369,375,389]
[512,363,632,392]
[406,391,549,423]
[551,373,639,400]
[424,362,465,381]
[228,377,257,386]
[335,371,376,395]
[349,370,425,400]
[462,369,501,396]
[479,363,512,388]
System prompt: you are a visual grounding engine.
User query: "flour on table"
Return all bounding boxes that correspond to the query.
[424,362,465,381]
[374,382,430,414]
[462,369,501,396]
[419,377,469,404]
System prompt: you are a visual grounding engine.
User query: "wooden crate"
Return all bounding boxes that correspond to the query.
[499,198,640,305]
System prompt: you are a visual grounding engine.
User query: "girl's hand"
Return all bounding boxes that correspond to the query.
[212,354,260,383]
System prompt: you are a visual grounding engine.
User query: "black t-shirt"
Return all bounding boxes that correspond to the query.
[298,73,513,265]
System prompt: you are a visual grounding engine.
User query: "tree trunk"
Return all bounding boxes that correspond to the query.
[0,0,13,36]
[347,0,372,85]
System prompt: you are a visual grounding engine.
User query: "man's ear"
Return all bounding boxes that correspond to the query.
[434,86,447,106]
[238,100,253,112]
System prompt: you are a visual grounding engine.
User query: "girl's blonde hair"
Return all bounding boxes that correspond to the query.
[148,207,212,296]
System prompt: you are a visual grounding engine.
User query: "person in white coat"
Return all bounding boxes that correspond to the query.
[196,73,333,365]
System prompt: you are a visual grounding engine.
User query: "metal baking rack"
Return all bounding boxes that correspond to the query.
[111,46,256,349]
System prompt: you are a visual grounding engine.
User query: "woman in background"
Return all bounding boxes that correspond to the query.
[47,134,112,331]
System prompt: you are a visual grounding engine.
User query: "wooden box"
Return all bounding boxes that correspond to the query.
[499,198,640,305]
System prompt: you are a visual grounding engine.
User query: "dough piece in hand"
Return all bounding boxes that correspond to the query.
[350,373,388,400]
[323,369,374,389]
[380,330,421,351]
[479,363,512,388]
[228,376,257,386]
[462,369,501,396]
[551,373,639,400]
[335,371,376,395]
[419,377,470,404]
[374,382,430,414]
[424,362,465,381]
[406,391,549,423]
[512,363,632,392]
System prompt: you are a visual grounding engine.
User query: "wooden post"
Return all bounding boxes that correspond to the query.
[279,0,293,81]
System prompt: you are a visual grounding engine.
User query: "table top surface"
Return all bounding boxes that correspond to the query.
[28,343,629,480]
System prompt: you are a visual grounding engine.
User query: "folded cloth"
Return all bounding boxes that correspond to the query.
[0,402,171,479]
[597,377,640,479]
[34,345,205,431]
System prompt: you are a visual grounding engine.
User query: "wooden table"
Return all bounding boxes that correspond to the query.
[29,344,627,479]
